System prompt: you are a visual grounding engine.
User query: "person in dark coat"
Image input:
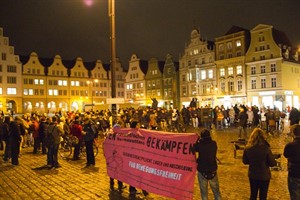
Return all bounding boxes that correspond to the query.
[38,117,48,154]
[82,117,96,167]
[289,107,300,126]
[284,124,300,200]
[9,116,23,166]
[243,128,277,200]
[194,129,222,200]
[2,116,11,162]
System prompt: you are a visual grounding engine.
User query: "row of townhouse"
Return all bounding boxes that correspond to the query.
[1,23,300,114]
[180,24,300,111]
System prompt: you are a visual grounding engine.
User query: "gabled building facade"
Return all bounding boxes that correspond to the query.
[245,24,300,110]
[145,57,164,107]
[163,54,179,109]
[179,28,216,107]
[124,54,147,107]
[215,26,250,108]
[0,27,22,113]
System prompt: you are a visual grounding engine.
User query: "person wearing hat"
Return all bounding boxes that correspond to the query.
[194,129,221,200]
[284,124,300,200]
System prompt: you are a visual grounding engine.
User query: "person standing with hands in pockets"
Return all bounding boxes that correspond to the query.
[194,129,222,200]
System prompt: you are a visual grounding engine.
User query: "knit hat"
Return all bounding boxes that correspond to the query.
[200,129,211,138]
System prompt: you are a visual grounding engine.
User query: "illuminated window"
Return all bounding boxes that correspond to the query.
[208,70,213,79]
[201,70,206,80]
[228,67,233,75]
[7,88,17,94]
[0,88,2,95]
[220,68,225,76]
[236,65,242,74]
[236,40,241,47]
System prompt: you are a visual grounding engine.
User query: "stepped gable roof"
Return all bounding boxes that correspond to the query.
[272,28,292,47]
[158,61,165,74]
[62,59,77,69]
[139,60,148,74]
[225,25,249,35]
[19,55,30,64]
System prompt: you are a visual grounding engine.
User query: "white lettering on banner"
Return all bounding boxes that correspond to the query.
[129,161,182,181]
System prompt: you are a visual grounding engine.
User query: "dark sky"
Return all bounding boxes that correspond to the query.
[1,0,300,65]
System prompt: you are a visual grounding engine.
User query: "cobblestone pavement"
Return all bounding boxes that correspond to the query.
[0,126,292,200]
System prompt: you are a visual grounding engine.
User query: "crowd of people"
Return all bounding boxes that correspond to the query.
[0,103,299,199]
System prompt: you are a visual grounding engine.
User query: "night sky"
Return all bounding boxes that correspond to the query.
[1,0,300,66]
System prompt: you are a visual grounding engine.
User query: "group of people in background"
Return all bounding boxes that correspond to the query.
[0,102,299,199]
[0,111,98,169]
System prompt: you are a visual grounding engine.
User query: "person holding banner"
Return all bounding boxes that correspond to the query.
[194,129,222,200]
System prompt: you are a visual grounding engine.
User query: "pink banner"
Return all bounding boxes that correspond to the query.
[103,128,198,200]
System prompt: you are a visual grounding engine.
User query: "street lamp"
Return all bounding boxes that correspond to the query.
[109,0,117,124]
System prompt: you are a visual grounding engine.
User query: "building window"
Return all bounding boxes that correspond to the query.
[237,80,242,91]
[260,55,265,60]
[251,80,256,89]
[7,76,17,84]
[271,77,277,87]
[201,70,206,80]
[236,40,241,47]
[7,88,17,95]
[0,65,2,72]
[2,53,6,61]
[227,42,232,50]
[236,65,242,75]
[261,78,266,88]
[7,65,17,73]
[228,81,234,92]
[208,70,213,79]
[181,86,187,96]
[0,88,2,95]
[251,66,256,75]
[228,67,233,76]
[220,68,225,77]
[0,76,2,83]
[219,44,224,51]
[261,65,266,73]
[271,63,276,72]
[221,81,225,93]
